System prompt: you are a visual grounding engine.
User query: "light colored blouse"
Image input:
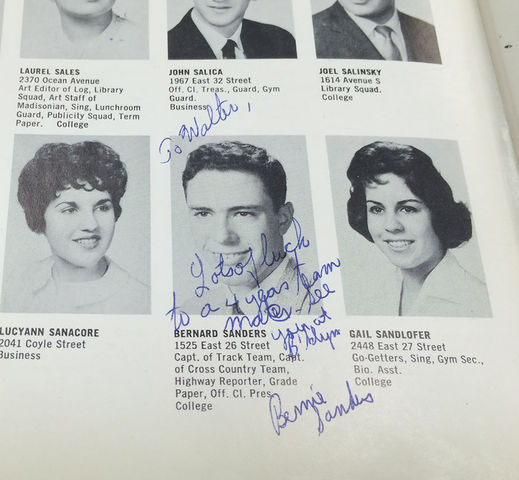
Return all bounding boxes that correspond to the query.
[355,252,492,317]
[24,13,147,59]
[3,257,149,314]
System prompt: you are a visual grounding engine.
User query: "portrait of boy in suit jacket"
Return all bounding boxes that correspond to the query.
[313,0,441,63]
[168,0,297,60]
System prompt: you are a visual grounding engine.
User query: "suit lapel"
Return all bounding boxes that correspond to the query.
[240,19,261,59]
[328,2,383,60]
[183,11,217,59]
[398,12,416,61]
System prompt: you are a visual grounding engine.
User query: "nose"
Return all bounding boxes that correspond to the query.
[213,216,239,245]
[79,209,99,231]
[384,212,404,233]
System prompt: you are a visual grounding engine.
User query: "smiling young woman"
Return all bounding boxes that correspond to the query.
[346,140,491,317]
[21,0,148,59]
[5,141,150,314]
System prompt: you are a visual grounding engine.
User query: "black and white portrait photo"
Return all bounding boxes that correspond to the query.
[327,136,491,317]
[312,0,441,63]
[167,0,297,60]
[170,136,319,318]
[1,136,150,315]
[21,0,149,59]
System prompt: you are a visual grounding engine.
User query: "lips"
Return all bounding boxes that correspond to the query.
[207,250,249,266]
[384,240,414,252]
[207,5,232,11]
[73,235,101,249]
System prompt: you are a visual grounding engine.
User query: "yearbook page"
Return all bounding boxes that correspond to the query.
[477,0,519,158]
[0,1,518,479]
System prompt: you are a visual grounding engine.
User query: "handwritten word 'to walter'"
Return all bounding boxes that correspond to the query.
[159,93,252,164]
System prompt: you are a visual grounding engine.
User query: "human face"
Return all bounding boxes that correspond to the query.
[192,0,251,37]
[340,0,395,24]
[53,0,116,18]
[365,173,444,275]
[185,169,292,289]
[43,185,116,275]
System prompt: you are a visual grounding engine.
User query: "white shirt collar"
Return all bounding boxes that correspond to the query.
[416,252,464,306]
[397,252,469,314]
[191,9,245,59]
[339,4,408,60]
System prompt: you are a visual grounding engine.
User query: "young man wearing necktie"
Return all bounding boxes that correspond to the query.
[168,0,297,60]
[312,0,441,63]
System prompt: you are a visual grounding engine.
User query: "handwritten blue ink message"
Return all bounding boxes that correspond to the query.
[166,218,342,356]
[159,92,252,164]
[269,381,374,436]
[271,306,341,357]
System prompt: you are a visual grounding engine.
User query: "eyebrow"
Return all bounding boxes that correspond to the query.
[54,198,112,209]
[188,205,265,212]
[189,206,214,212]
[95,199,113,207]
[54,201,78,209]
[366,199,423,205]
[229,205,264,211]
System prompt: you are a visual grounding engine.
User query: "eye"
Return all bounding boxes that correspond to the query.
[368,205,383,214]
[60,207,77,214]
[96,203,113,212]
[234,211,256,218]
[400,205,418,213]
[193,211,211,218]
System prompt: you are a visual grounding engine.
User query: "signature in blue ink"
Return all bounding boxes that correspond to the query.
[190,216,333,304]
[269,381,374,436]
[211,248,260,287]
[245,280,290,310]
[191,218,311,299]
[271,306,341,356]
[283,217,310,257]
[224,302,292,331]
[189,247,258,296]
[168,218,341,331]
[159,93,252,164]
[179,92,240,141]
[221,253,340,328]
[166,291,191,330]
[291,252,341,304]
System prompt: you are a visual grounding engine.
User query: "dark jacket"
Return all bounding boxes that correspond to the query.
[168,9,297,59]
[312,1,441,64]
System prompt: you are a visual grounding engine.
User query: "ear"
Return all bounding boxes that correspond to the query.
[277,202,294,235]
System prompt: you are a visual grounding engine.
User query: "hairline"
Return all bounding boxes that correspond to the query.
[183,165,279,209]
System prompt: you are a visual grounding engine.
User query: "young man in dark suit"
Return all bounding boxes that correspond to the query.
[168,0,297,59]
[313,0,441,63]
